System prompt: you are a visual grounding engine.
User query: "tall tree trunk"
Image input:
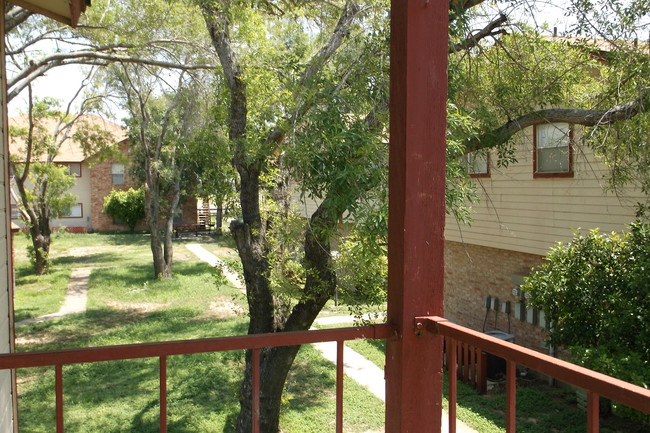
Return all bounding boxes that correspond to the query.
[216,204,223,233]
[202,5,357,432]
[234,202,337,433]
[29,229,50,275]
[145,178,173,279]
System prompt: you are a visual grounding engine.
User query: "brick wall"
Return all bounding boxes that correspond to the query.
[89,148,137,232]
[444,240,550,353]
[180,195,197,225]
[89,144,198,232]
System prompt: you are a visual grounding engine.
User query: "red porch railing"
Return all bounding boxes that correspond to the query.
[0,324,394,433]
[444,339,487,394]
[417,315,650,433]
[4,317,650,432]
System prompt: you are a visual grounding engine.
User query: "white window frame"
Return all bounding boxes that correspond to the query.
[63,163,82,177]
[111,163,125,185]
[463,151,489,177]
[63,203,83,218]
[534,123,573,177]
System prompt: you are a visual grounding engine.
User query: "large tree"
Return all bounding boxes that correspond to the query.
[9,90,115,274]
[114,64,212,279]
[196,0,650,431]
[198,2,393,430]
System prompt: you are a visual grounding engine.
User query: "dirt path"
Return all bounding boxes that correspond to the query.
[16,267,94,327]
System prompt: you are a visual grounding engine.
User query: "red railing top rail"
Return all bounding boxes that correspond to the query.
[0,324,395,370]
[418,315,650,414]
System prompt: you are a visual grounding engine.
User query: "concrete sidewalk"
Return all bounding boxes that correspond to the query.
[312,316,478,433]
[186,244,243,290]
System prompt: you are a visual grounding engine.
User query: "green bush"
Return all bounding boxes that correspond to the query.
[102,187,146,232]
[524,221,649,422]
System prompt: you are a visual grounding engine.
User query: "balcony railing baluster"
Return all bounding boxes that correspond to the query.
[448,338,457,433]
[587,391,599,433]
[336,340,344,433]
[55,364,64,433]
[506,360,516,433]
[252,348,260,433]
[160,356,167,433]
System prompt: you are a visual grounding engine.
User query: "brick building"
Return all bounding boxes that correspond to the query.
[9,114,197,232]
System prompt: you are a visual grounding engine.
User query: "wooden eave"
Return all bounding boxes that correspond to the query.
[7,0,88,27]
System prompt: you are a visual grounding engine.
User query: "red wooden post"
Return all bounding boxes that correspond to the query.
[448,339,457,433]
[385,0,448,431]
[336,341,344,433]
[160,356,167,433]
[55,365,64,433]
[505,360,517,433]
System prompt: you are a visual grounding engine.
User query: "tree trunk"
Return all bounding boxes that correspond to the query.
[145,178,173,280]
[149,226,171,279]
[30,230,51,275]
[216,204,223,234]
[202,5,354,432]
[234,345,301,433]
[233,202,337,433]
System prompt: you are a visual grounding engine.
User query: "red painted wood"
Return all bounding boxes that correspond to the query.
[336,341,344,433]
[463,343,469,383]
[506,360,517,433]
[587,391,600,433]
[385,0,448,428]
[0,325,394,370]
[160,356,167,433]
[55,365,63,433]
[448,339,457,433]
[469,346,475,387]
[478,352,487,394]
[252,349,260,433]
[422,316,650,413]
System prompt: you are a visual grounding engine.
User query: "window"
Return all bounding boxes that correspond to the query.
[534,123,573,177]
[112,163,125,184]
[62,163,81,177]
[11,204,21,220]
[63,204,83,218]
[463,152,489,177]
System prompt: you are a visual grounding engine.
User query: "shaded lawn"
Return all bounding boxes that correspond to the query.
[14,233,384,433]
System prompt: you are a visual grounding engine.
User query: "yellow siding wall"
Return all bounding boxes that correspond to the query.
[290,184,320,218]
[445,128,645,256]
[52,162,92,229]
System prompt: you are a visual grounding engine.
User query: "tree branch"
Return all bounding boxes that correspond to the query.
[7,48,215,102]
[466,88,650,152]
[5,6,33,33]
[300,2,361,85]
[450,13,508,53]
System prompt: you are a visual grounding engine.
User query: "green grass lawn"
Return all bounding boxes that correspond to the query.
[13,232,384,433]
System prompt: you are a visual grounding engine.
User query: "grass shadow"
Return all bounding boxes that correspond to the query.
[51,251,127,267]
